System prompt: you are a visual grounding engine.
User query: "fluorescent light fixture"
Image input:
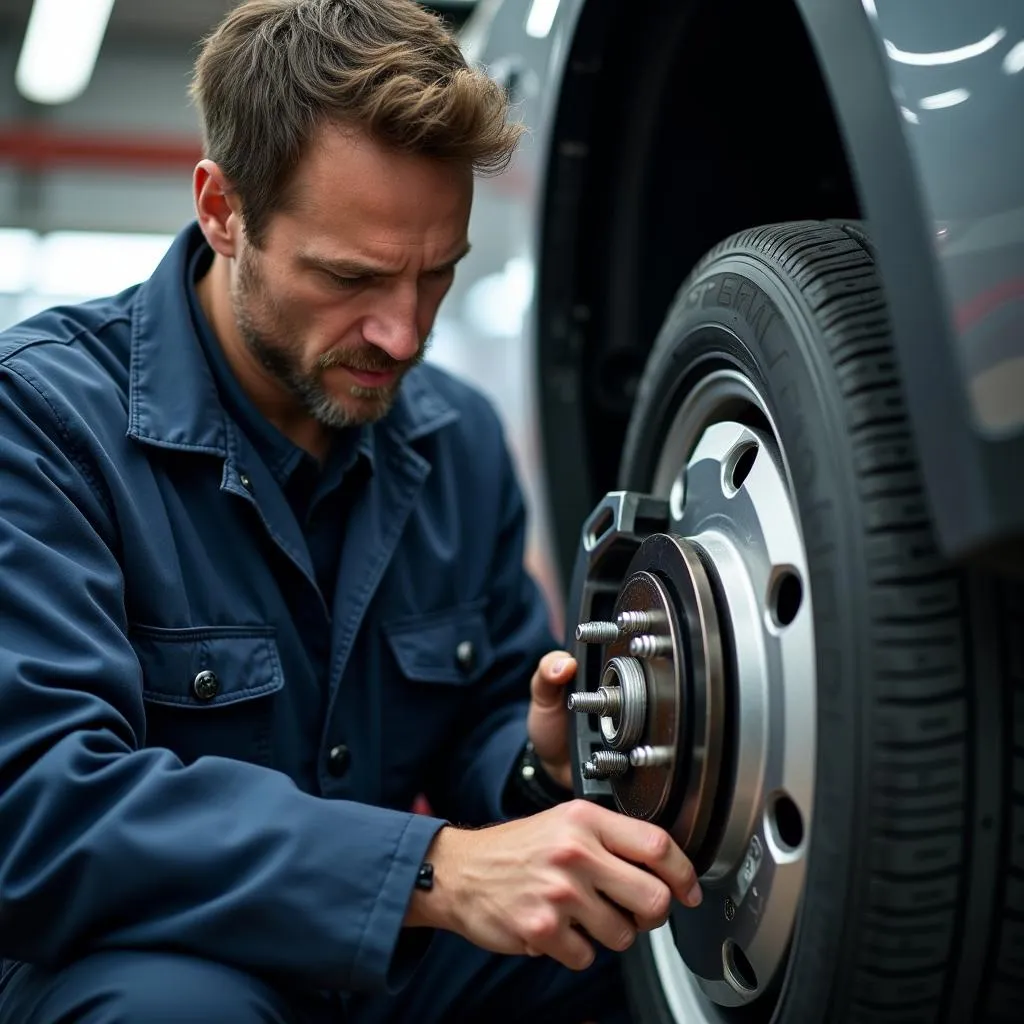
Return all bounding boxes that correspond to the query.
[919,88,970,110]
[885,27,1006,67]
[15,0,116,105]
[1005,40,1024,75]
[36,232,173,297]
[0,230,38,294]
[525,0,560,39]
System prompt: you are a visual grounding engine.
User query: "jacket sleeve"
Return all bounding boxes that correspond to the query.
[424,421,561,827]
[0,363,443,993]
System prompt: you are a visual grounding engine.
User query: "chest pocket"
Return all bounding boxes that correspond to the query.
[131,624,284,768]
[380,603,496,796]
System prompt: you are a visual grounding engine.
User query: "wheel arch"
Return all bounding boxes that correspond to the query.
[535,0,954,592]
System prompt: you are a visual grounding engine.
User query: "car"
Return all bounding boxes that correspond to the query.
[439,1,1024,1021]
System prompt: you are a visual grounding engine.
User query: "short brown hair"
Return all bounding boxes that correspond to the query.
[191,0,523,244]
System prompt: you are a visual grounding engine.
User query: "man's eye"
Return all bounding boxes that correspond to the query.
[326,272,365,288]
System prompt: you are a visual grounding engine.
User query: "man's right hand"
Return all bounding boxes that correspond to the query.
[404,799,702,971]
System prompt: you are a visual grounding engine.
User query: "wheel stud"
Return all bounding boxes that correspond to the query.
[581,750,630,779]
[575,621,620,644]
[629,634,672,658]
[628,745,672,767]
[567,686,622,716]
[616,610,655,633]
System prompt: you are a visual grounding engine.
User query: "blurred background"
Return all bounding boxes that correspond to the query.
[0,0,564,625]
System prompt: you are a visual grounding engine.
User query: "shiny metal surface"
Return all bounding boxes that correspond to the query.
[566,685,621,716]
[597,654,648,752]
[861,0,1024,436]
[601,570,682,824]
[643,370,816,1013]
[574,621,620,644]
[581,749,630,779]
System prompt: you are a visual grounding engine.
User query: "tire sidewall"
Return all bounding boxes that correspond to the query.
[620,254,869,1022]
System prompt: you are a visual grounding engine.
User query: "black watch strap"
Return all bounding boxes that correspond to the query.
[505,741,574,816]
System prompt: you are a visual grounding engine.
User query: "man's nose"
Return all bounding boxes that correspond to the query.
[362,288,422,363]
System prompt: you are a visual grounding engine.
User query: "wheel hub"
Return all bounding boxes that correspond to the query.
[566,372,815,1014]
[571,536,727,859]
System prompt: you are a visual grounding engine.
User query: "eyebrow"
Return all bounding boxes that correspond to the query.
[300,243,472,279]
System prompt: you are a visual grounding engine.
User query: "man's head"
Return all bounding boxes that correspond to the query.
[189,0,522,432]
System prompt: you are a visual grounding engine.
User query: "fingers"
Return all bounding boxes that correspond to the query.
[520,908,597,971]
[574,891,640,953]
[585,855,674,931]
[531,651,577,705]
[588,804,702,907]
[538,650,575,679]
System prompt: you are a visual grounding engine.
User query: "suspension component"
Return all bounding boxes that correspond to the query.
[598,656,648,750]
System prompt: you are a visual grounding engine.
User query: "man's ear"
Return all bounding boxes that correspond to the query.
[193,160,242,258]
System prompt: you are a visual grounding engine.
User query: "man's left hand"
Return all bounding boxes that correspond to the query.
[527,650,578,790]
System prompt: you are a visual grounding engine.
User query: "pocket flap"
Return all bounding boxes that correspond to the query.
[130,625,284,708]
[384,603,495,686]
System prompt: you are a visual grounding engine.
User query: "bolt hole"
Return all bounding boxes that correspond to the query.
[769,791,805,851]
[728,442,758,492]
[723,939,758,994]
[769,569,803,628]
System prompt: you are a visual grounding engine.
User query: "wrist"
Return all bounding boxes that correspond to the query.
[404,826,462,932]
[537,753,573,791]
[504,741,574,817]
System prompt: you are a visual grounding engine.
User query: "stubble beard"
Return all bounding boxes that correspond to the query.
[231,247,429,429]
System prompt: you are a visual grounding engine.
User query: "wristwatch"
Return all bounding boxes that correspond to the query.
[505,740,574,815]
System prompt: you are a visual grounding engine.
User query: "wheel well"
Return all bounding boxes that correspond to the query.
[537,0,861,589]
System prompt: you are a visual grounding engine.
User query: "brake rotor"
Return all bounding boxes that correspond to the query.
[573,532,728,858]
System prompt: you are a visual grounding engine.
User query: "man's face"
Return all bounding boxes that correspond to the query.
[229,126,473,429]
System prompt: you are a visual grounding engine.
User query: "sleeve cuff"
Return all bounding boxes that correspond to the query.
[348,810,448,994]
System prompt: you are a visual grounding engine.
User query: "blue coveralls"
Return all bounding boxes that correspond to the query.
[0,225,627,1023]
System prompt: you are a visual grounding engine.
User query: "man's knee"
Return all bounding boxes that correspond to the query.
[0,950,296,1024]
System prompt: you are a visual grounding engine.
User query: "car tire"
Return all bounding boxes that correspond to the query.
[613,221,1024,1023]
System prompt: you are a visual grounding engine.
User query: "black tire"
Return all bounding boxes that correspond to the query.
[615,221,1024,1023]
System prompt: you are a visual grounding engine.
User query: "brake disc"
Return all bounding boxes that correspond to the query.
[570,530,727,861]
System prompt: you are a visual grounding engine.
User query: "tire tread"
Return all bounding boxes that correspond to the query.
[620,220,1021,1023]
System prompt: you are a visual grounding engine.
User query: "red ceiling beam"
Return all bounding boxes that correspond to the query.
[0,124,202,173]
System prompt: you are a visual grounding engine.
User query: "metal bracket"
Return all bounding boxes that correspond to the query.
[565,491,670,800]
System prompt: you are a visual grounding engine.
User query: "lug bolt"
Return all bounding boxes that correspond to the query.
[581,750,630,779]
[616,609,667,634]
[628,745,673,768]
[575,621,620,644]
[615,610,652,634]
[629,634,672,659]
[724,897,736,921]
[567,686,622,716]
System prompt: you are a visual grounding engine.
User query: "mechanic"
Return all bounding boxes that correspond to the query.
[0,1,702,1022]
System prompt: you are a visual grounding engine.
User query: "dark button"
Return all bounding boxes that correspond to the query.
[327,744,351,777]
[455,640,476,673]
[239,473,253,491]
[192,670,219,701]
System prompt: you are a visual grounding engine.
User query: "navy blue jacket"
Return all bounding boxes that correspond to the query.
[0,226,555,992]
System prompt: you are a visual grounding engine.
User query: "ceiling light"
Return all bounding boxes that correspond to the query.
[919,88,971,110]
[884,27,1006,67]
[15,0,116,105]
[525,0,560,39]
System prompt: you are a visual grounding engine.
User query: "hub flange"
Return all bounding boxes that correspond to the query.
[571,533,727,859]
